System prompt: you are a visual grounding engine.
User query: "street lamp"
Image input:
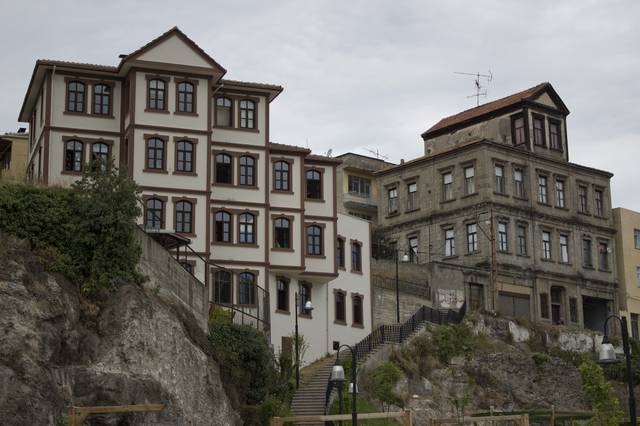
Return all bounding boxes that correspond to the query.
[598,315,636,426]
[331,342,358,426]
[295,291,313,389]
[395,249,410,323]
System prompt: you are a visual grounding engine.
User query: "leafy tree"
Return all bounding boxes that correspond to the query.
[579,357,623,426]
[367,362,403,411]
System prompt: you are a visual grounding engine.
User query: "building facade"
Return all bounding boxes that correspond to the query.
[613,208,640,339]
[334,152,394,222]
[0,131,29,182]
[18,27,372,364]
[373,83,618,331]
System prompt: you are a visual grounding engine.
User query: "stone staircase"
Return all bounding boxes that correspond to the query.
[290,303,466,419]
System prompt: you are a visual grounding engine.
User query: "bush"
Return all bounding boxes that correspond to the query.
[367,362,404,411]
[209,316,294,425]
[432,323,473,363]
[0,163,142,295]
[531,352,552,366]
[579,357,623,425]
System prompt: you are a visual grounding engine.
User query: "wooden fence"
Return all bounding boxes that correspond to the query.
[430,414,529,426]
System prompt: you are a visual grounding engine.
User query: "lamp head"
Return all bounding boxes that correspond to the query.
[304,301,314,311]
[330,365,345,382]
[599,342,618,364]
[348,382,359,394]
[401,254,410,263]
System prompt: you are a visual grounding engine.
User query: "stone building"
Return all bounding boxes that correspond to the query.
[334,152,394,222]
[373,83,617,330]
[17,27,373,364]
[613,208,640,338]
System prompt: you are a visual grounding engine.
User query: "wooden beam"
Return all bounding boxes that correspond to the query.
[68,404,165,425]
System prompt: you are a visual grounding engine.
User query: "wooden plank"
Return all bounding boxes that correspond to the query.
[274,411,407,422]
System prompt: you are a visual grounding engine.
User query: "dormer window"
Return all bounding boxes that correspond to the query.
[549,120,561,150]
[533,114,545,146]
[511,114,526,146]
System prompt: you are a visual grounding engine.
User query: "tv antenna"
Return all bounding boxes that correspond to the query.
[364,148,390,161]
[324,148,333,157]
[454,70,493,106]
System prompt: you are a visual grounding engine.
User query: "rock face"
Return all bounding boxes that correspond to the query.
[0,235,240,425]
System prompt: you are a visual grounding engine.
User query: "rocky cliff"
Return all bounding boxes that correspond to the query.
[0,233,240,425]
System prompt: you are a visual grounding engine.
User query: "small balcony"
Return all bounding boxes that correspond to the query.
[343,191,378,211]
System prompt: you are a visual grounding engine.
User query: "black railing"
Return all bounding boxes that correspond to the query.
[138,201,270,336]
[324,302,466,413]
[372,274,432,300]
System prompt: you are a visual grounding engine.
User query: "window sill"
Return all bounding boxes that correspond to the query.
[173,111,199,117]
[143,168,168,174]
[63,110,88,116]
[440,198,457,204]
[61,170,83,176]
[238,185,260,190]
[559,261,572,266]
[598,268,612,273]
[493,191,509,197]
[211,241,235,246]
[516,254,530,258]
[90,113,116,119]
[461,192,479,199]
[299,313,313,319]
[305,198,325,203]
[350,269,363,275]
[465,251,481,256]
[385,211,400,218]
[271,189,293,194]
[405,208,420,213]
[272,247,294,252]
[305,254,326,259]
[550,147,564,153]
[144,108,170,114]
[213,125,234,130]
[276,309,291,316]
[351,323,364,329]
[577,211,591,216]
[554,206,569,211]
[538,202,551,207]
[234,127,260,133]
[212,182,235,187]
[540,258,555,263]
[173,171,198,177]
[443,255,458,260]
[583,265,595,270]
[334,320,347,326]
[238,243,259,248]
[497,250,511,255]
[513,196,529,201]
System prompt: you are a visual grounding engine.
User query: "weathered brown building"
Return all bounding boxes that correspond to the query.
[373,83,617,330]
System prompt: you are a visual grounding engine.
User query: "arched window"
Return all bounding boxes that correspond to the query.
[214,270,232,304]
[176,140,194,173]
[216,97,232,127]
[238,272,256,305]
[175,200,193,234]
[239,99,255,128]
[91,142,109,171]
[306,169,322,199]
[306,225,322,255]
[239,155,255,186]
[145,198,164,229]
[147,79,166,110]
[146,137,164,170]
[93,84,111,115]
[67,81,85,112]
[177,81,195,113]
[274,161,290,191]
[276,278,289,312]
[215,153,232,184]
[64,140,83,172]
[239,213,255,244]
[215,211,231,242]
[352,294,363,326]
[274,217,291,249]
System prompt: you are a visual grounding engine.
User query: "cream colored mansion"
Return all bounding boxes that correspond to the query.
[18,27,372,363]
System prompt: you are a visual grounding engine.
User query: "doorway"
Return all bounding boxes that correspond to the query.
[550,286,565,325]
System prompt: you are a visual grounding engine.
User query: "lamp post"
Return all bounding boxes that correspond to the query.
[395,249,410,323]
[598,314,636,426]
[331,342,358,426]
[295,291,313,389]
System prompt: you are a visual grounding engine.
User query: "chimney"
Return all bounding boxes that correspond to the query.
[400,159,405,164]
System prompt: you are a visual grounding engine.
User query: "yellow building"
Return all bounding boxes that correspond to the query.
[0,131,29,182]
[613,207,640,339]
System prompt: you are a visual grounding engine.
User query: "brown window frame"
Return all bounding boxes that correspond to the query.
[174,78,198,116]
[350,239,363,273]
[532,114,546,146]
[214,152,234,184]
[174,137,198,176]
[276,276,290,313]
[305,224,324,257]
[146,76,169,113]
[214,210,233,244]
[144,135,168,173]
[273,159,292,192]
[173,197,196,236]
[215,97,233,127]
[238,212,257,246]
[511,113,528,146]
[237,271,257,307]
[337,236,346,269]
[63,139,84,173]
[238,154,257,187]
[548,119,562,151]
[352,293,364,327]
[273,215,293,250]
[334,289,347,324]
[305,167,324,201]
[92,83,113,117]
[143,196,167,230]
[213,269,233,305]
[239,99,256,129]
[90,141,111,172]
[65,80,86,114]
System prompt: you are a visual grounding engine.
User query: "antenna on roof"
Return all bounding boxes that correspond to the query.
[454,70,493,106]
[364,148,390,161]
[324,149,333,157]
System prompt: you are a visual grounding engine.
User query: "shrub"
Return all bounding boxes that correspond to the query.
[579,357,623,425]
[0,163,142,295]
[531,352,552,366]
[367,362,404,411]
[432,323,473,363]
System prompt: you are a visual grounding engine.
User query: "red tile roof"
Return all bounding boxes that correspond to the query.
[422,82,568,138]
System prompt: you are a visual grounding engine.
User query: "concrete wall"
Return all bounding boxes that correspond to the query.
[613,208,640,334]
[134,227,209,332]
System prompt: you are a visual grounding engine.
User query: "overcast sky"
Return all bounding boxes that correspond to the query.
[1,1,638,209]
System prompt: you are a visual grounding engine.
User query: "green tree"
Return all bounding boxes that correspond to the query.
[579,357,623,426]
[368,362,403,411]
